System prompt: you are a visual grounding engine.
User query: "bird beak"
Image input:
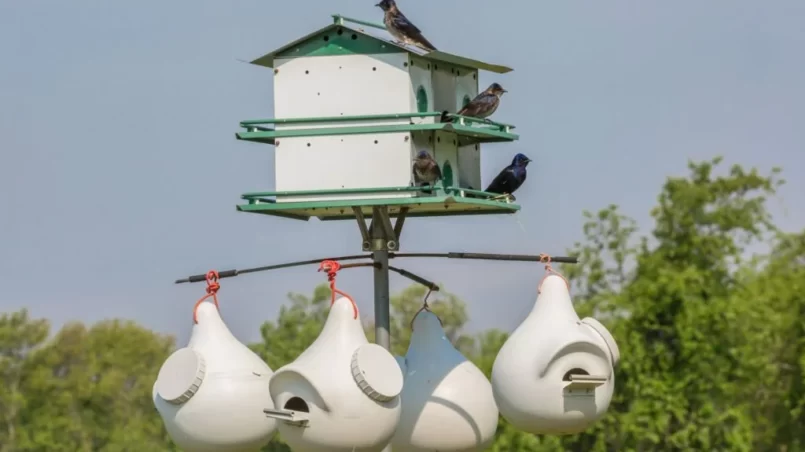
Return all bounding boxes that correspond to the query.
[375,2,381,6]
[502,89,508,93]
[524,158,532,163]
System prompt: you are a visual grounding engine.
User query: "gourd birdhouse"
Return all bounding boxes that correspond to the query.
[153,300,278,452]
[490,274,621,435]
[392,310,499,451]
[235,14,522,222]
[265,296,404,452]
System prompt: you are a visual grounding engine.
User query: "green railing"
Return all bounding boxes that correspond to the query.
[240,112,440,127]
[238,111,515,134]
[240,185,513,203]
[446,114,516,130]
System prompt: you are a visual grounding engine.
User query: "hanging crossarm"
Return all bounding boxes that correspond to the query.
[173,254,369,284]
[174,251,578,284]
[392,252,579,264]
[175,257,437,291]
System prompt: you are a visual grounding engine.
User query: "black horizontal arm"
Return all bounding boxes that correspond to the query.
[174,251,577,284]
[174,254,370,284]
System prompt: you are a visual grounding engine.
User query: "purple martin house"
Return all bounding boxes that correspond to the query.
[235,14,519,228]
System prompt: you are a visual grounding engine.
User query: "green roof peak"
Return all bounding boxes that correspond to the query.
[248,14,513,74]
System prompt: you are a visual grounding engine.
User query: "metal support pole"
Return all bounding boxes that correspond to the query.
[370,207,393,351]
[369,207,397,452]
[372,248,391,350]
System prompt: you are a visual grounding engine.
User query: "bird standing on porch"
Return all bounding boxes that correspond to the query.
[485,153,532,201]
[412,150,442,194]
[442,83,508,124]
[376,0,437,52]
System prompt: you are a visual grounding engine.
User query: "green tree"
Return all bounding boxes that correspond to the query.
[0,310,49,452]
[742,230,805,450]
[17,320,176,451]
[551,158,784,451]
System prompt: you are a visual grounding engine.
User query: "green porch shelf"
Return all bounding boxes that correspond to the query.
[236,186,520,221]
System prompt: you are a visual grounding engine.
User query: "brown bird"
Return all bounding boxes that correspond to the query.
[376,0,437,52]
[453,83,507,120]
[412,150,442,194]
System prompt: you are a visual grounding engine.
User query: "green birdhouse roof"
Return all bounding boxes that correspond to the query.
[249,14,513,74]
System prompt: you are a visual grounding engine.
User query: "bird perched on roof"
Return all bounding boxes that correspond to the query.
[484,153,532,201]
[376,0,437,52]
[442,83,508,123]
[412,150,442,194]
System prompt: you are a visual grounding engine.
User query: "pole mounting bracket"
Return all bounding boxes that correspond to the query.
[354,207,407,252]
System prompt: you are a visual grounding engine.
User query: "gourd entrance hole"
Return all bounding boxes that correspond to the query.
[562,368,589,381]
[284,397,309,413]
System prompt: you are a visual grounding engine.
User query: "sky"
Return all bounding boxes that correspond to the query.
[1,0,804,347]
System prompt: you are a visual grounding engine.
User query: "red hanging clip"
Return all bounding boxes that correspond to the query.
[537,254,570,294]
[193,270,221,323]
[318,260,358,319]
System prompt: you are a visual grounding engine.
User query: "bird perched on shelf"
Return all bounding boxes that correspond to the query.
[376,0,437,52]
[484,153,532,201]
[442,83,507,123]
[412,150,442,194]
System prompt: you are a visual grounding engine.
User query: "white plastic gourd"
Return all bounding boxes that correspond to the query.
[392,309,498,452]
[266,296,404,452]
[491,273,621,435]
[153,290,278,452]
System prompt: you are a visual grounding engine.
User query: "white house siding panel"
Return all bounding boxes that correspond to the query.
[457,143,482,191]
[274,133,413,203]
[455,68,479,111]
[431,63,457,114]
[273,54,411,126]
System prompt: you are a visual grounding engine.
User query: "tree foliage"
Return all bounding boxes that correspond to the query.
[1,158,804,451]
[0,315,176,451]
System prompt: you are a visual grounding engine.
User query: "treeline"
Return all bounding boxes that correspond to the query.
[1,158,804,451]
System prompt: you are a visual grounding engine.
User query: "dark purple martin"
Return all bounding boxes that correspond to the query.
[484,153,532,201]
[376,0,437,52]
[442,83,508,123]
[412,150,442,193]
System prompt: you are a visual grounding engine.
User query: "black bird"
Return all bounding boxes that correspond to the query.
[443,83,507,123]
[376,0,437,52]
[484,153,532,201]
[412,150,442,194]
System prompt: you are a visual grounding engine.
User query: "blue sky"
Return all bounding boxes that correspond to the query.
[1,0,803,346]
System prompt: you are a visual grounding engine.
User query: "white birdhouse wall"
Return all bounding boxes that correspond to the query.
[274,133,414,203]
[458,144,482,191]
[269,49,486,200]
[455,68,479,112]
[411,130,482,191]
[429,62,479,114]
[431,63,457,113]
[273,53,412,123]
